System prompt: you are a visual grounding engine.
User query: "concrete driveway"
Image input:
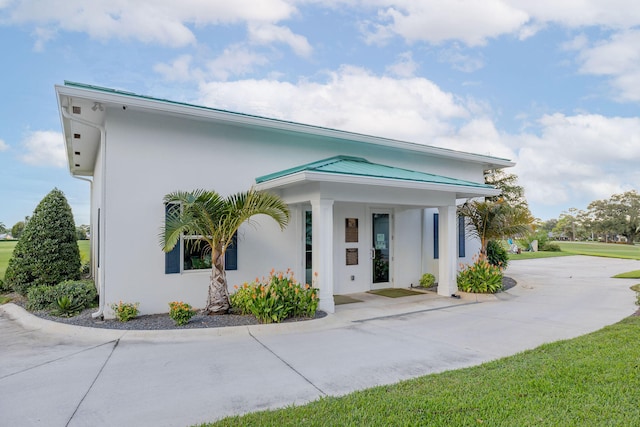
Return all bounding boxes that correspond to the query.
[1,256,638,427]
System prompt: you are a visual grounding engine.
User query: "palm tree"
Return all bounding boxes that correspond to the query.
[161,188,290,314]
[458,199,532,255]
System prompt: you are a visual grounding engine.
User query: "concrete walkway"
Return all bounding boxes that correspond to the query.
[1,256,638,427]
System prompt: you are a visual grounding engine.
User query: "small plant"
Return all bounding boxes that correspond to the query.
[51,296,84,317]
[419,273,435,288]
[457,255,503,294]
[168,301,196,326]
[110,301,139,322]
[486,240,509,269]
[230,269,319,324]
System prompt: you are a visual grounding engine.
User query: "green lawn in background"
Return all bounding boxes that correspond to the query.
[203,316,640,427]
[509,241,640,261]
[0,240,90,280]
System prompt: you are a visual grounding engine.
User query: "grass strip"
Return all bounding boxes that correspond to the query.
[613,270,640,279]
[202,316,640,427]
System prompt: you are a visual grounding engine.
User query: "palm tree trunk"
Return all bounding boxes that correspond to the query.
[204,247,230,314]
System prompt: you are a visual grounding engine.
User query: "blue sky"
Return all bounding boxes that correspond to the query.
[1,1,639,228]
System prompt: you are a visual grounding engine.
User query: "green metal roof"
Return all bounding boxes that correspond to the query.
[256,156,494,189]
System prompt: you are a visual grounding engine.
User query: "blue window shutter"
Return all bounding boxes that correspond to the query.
[164,204,180,274]
[433,213,439,259]
[458,215,466,258]
[225,232,238,271]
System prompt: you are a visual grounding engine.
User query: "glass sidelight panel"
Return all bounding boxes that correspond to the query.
[372,213,390,283]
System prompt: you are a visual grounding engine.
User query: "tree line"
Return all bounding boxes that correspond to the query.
[0,219,89,240]
[539,190,640,244]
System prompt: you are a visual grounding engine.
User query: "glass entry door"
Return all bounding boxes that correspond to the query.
[372,212,391,286]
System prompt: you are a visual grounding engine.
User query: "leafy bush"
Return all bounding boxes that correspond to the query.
[0,277,10,293]
[26,285,58,311]
[26,279,97,311]
[457,256,503,294]
[486,240,509,269]
[51,296,84,317]
[168,301,196,326]
[5,188,81,295]
[111,301,140,322]
[540,242,561,252]
[419,273,435,288]
[231,269,319,323]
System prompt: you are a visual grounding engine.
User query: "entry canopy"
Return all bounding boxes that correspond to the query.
[255,155,501,199]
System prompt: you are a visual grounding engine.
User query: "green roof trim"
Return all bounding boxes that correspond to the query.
[256,156,494,189]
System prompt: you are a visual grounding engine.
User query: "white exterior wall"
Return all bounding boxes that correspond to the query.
[92,106,490,316]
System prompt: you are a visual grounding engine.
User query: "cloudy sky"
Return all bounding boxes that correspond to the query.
[1,0,639,227]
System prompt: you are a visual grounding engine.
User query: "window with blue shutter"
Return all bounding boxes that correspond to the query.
[458,215,466,258]
[164,203,180,274]
[224,232,238,271]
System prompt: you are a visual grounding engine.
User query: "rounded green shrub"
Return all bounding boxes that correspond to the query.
[419,273,435,288]
[5,188,81,295]
[486,240,509,269]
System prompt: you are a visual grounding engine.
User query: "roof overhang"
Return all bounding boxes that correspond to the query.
[256,170,500,199]
[55,82,515,177]
[255,156,501,201]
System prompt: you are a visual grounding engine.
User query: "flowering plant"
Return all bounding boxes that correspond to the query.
[110,301,140,322]
[168,301,196,326]
[231,269,319,323]
[457,255,503,293]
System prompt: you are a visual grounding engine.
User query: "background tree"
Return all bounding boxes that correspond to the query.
[161,188,290,315]
[5,188,81,294]
[0,221,6,234]
[11,221,25,239]
[484,169,528,206]
[587,190,640,244]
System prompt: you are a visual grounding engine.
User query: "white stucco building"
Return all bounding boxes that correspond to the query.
[56,82,514,318]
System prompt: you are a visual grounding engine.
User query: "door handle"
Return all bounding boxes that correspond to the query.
[371,248,376,259]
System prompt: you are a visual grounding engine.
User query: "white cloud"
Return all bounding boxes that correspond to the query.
[248,23,313,57]
[573,29,640,102]
[3,0,297,48]
[385,51,418,77]
[20,130,66,168]
[512,113,640,208]
[362,0,529,46]
[196,65,471,143]
[0,138,8,151]
[206,46,269,80]
[153,55,199,82]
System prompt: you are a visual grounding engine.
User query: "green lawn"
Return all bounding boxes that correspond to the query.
[614,270,640,279]
[509,241,640,261]
[0,240,90,280]
[203,316,640,426]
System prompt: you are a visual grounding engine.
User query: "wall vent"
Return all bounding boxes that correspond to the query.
[74,151,81,155]
[72,106,81,114]
[73,133,81,139]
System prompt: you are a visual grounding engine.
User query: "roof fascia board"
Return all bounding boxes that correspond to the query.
[55,84,515,169]
[256,171,501,197]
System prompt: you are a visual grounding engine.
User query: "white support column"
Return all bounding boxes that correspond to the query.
[311,198,335,313]
[437,205,458,297]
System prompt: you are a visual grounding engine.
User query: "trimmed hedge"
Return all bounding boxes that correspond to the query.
[27,279,97,312]
[5,188,81,295]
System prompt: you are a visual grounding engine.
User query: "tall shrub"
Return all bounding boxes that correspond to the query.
[5,188,81,294]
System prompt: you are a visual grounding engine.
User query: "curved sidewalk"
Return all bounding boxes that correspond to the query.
[1,256,638,427]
